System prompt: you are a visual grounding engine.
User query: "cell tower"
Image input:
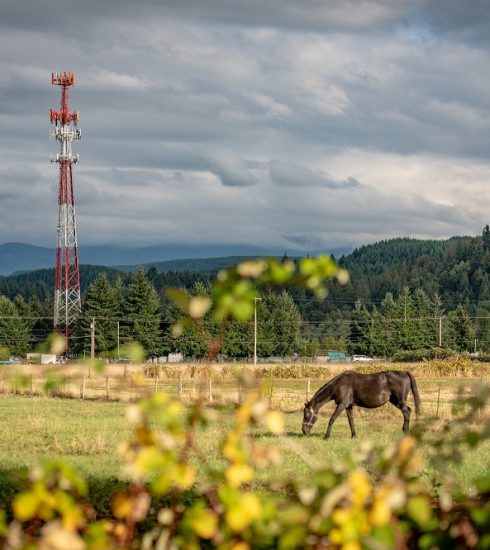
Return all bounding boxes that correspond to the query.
[50,71,82,345]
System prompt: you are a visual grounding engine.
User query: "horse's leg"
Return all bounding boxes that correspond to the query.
[401,404,411,434]
[390,394,411,434]
[324,403,346,439]
[346,406,356,438]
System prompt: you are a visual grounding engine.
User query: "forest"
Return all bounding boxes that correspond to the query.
[1,228,490,359]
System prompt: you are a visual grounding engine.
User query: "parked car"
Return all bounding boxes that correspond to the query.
[352,354,373,363]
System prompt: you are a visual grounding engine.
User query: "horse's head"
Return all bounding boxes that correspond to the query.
[302,402,318,435]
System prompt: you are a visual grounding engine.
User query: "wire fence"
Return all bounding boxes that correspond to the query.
[0,372,488,420]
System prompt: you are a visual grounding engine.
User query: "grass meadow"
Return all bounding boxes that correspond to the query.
[0,370,488,514]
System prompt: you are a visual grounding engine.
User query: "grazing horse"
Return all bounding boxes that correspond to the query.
[302,370,421,438]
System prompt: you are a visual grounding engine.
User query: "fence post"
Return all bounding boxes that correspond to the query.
[129,377,133,401]
[238,382,243,405]
[154,373,159,393]
[208,378,213,403]
[30,374,33,395]
[436,382,441,419]
[178,372,182,398]
[306,379,311,402]
[81,376,85,399]
[105,376,109,400]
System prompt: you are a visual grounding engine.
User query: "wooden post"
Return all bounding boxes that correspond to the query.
[178,372,182,398]
[436,382,441,419]
[30,374,33,394]
[154,372,159,393]
[306,379,311,402]
[81,376,86,399]
[208,378,213,403]
[105,375,109,400]
[129,377,133,401]
[238,382,243,404]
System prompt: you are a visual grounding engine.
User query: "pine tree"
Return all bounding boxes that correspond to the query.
[446,305,474,352]
[380,293,397,356]
[475,275,490,352]
[73,273,122,356]
[122,271,162,357]
[265,291,303,356]
[0,295,29,355]
[413,289,433,349]
[349,300,371,354]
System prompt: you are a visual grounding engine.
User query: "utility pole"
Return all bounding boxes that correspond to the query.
[117,320,120,360]
[253,297,262,366]
[90,317,96,361]
[438,316,442,347]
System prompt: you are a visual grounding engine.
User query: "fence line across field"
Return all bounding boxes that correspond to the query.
[0,373,488,420]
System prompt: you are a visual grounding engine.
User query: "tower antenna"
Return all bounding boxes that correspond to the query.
[50,71,82,348]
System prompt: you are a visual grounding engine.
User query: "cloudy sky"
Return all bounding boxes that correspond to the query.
[1,0,490,253]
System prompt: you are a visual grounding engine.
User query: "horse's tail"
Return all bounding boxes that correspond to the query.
[406,371,421,417]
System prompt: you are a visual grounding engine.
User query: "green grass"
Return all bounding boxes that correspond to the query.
[0,392,487,500]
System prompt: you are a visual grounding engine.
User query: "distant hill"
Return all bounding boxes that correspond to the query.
[2,233,489,318]
[116,256,281,273]
[0,242,352,276]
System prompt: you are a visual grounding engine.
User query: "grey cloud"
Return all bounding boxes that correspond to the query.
[269,160,361,189]
[209,153,257,187]
[1,0,490,251]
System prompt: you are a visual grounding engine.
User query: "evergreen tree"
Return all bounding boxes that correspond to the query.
[222,320,253,358]
[413,289,433,349]
[0,295,29,355]
[431,293,445,348]
[172,281,212,359]
[380,293,397,356]
[73,273,122,356]
[483,224,490,252]
[475,275,490,352]
[123,271,162,357]
[446,305,474,352]
[349,300,371,354]
[265,291,303,356]
[395,287,417,351]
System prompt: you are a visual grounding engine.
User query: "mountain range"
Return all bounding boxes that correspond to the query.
[0,242,353,276]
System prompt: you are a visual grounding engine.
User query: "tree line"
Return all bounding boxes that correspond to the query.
[1,227,490,359]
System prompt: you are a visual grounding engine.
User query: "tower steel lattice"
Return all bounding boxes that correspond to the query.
[50,71,82,345]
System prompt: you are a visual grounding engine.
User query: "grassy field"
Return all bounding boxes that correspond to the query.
[0,383,488,506]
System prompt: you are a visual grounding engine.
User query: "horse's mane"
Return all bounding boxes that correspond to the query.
[309,371,352,406]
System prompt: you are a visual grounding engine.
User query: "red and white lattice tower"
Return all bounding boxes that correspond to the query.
[50,71,82,344]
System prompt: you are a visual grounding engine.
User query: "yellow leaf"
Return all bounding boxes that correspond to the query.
[265,411,285,434]
[190,508,218,539]
[174,464,195,490]
[112,492,132,520]
[225,493,262,532]
[348,469,371,508]
[397,436,416,461]
[225,464,254,488]
[369,500,391,526]
[13,492,39,521]
[332,508,352,526]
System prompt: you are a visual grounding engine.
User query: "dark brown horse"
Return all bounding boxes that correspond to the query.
[302,370,421,438]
